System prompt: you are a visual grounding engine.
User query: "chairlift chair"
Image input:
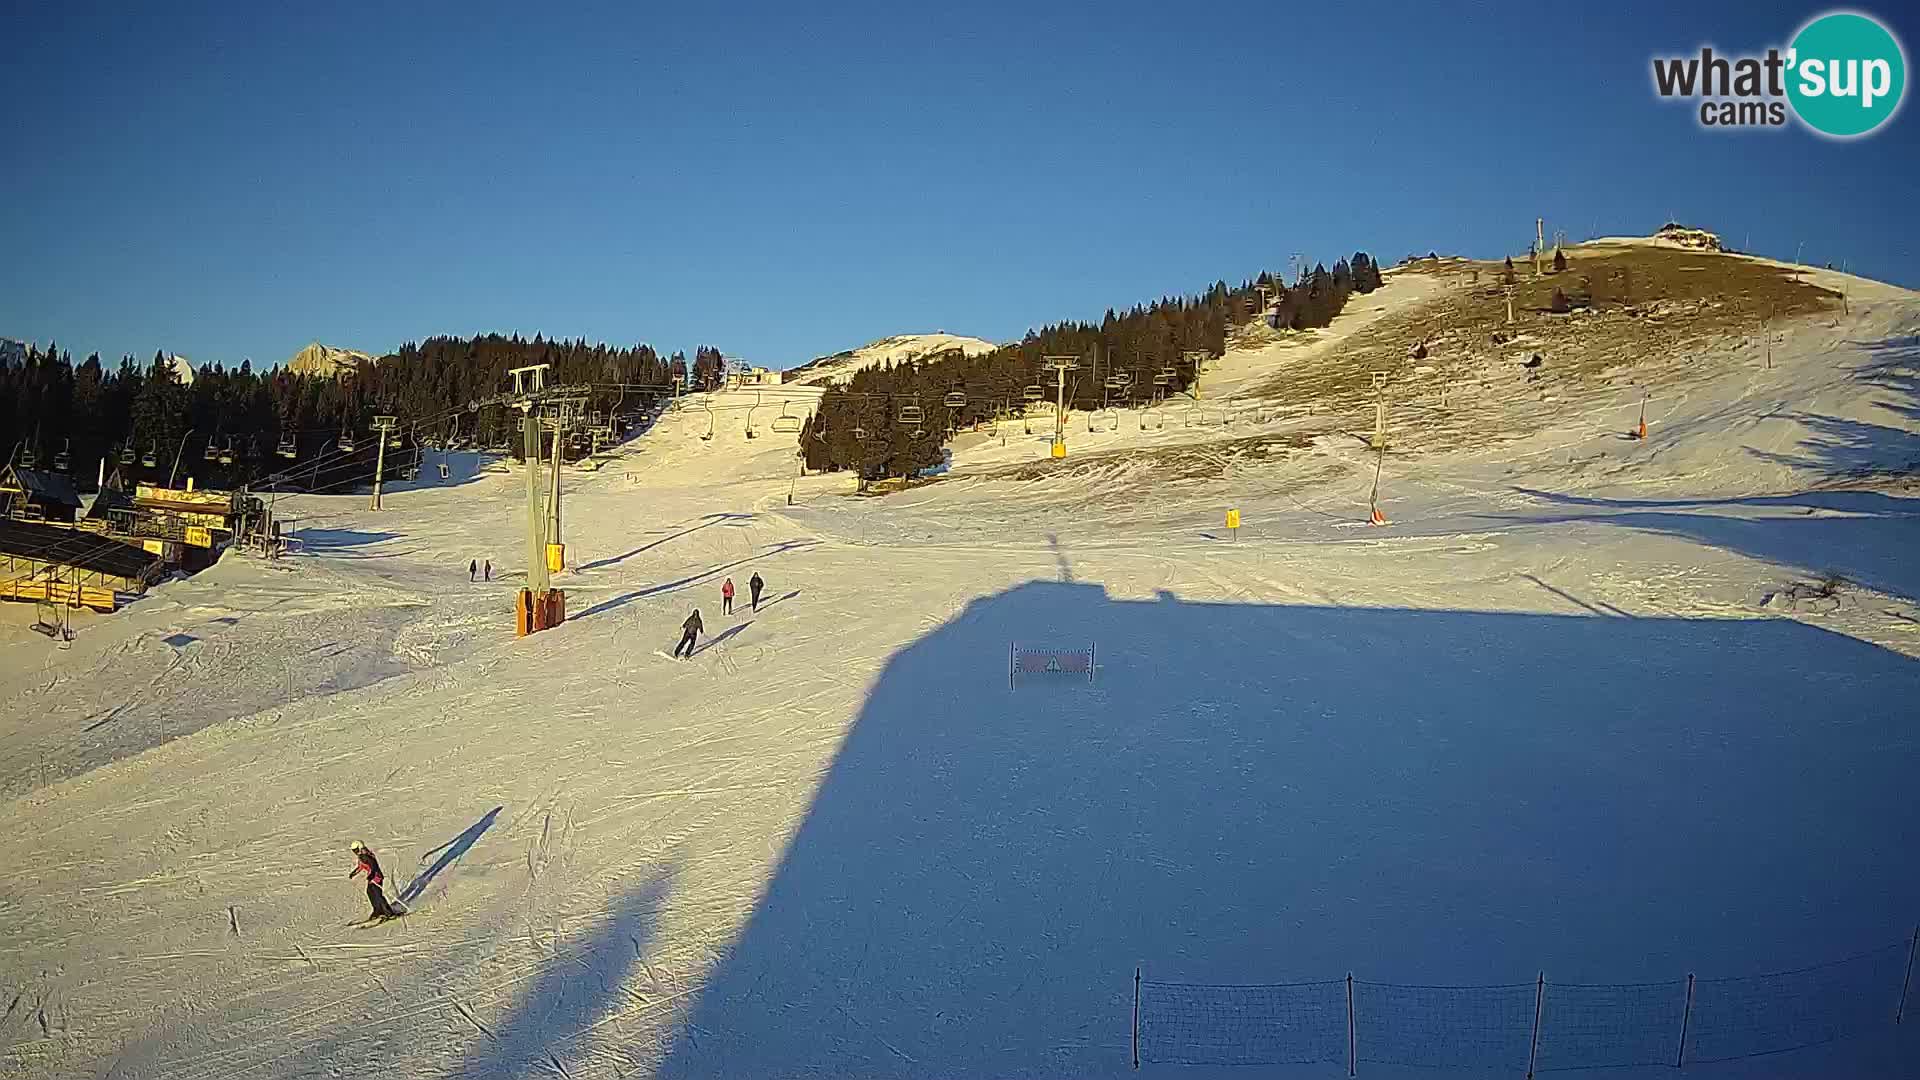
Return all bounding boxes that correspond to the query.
[337,433,357,453]
[141,445,158,468]
[276,436,297,459]
[53,440,71,472]
[1022,385,1045,403]
[218,438,235,465]
[203,440,219,462]
[20,445,36,468]
[120,445,136,466]
[770,403,802,433]
[943,390,967,409]
[897,402,925,426]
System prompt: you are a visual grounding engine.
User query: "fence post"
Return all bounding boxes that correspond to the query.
[1132,967,1141,1069]
[1899,927,1918,1024]
[1526,972,1544,1080]
[1346,973,1357,1077]
[1676,973,1695,1068]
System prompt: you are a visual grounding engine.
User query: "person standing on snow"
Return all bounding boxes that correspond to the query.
[483,559,491,582]
[749,571,765,612]
[721,577,735,615]
[348,841,398,920]
[469,559,477,582]
[674,608,704,659]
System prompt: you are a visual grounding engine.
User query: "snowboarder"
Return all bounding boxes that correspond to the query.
[469,559,477,582]
[483,559,491,582]
[721,577,735,615]
[749,572,765,612]
[673,608,703,659]
[348,841,398,921]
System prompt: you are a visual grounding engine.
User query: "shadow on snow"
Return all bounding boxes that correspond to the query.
[400,805,503,906]
[650,579,1920,1077]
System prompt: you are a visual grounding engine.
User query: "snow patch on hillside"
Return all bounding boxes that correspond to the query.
[785,332,998,386]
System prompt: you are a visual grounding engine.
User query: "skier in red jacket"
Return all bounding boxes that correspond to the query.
[348,840,399,920]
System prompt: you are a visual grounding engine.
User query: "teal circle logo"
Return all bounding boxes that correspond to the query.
[1787,11,1906,137]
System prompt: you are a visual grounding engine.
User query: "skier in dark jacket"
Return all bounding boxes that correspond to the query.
[483,559,491,582]
[748,572,765,612]
[469,559,477,582]
[673,608,703,659]
[348,841,398,920]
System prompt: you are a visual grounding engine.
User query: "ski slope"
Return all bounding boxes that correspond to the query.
[4,257,1920,1079]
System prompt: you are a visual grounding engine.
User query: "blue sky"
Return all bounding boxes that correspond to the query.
[1,1,1913,370]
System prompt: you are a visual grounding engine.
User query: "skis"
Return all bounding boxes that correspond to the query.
[347,910,409,929]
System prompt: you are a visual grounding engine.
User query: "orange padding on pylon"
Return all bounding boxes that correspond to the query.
[1369,507,1389,526]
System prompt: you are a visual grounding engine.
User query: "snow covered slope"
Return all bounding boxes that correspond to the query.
[783,332,998,386]
[3,250,1919,1080]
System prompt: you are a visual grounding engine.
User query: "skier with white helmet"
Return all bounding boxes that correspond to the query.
[347,841,399,921]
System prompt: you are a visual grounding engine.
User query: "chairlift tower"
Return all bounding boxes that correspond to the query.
[1182,350,1210,402]
[1043,355,1079,458]
[508,363,553,601]
[369,415,397,510]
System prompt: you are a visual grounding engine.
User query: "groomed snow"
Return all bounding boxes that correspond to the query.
[3,263,1919,1079]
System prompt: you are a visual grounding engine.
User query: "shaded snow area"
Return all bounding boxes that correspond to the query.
[5,256,1920,1079]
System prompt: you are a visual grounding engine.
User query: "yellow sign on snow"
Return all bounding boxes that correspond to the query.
[546,543,566,573]
[1226,509,1241,530]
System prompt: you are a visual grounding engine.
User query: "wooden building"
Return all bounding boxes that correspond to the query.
[0,465,84,524]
